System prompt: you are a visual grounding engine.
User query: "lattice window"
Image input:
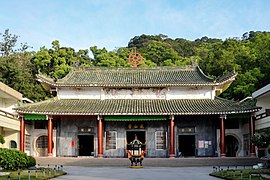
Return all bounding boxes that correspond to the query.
[106,131,117,150]
[25,135,31,151]
[36,135,48,148]
[155,131,167,150]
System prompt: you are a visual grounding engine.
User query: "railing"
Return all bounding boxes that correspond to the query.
[0,109,18,119]
[256,109,270,120]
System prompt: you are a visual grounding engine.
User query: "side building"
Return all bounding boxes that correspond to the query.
[15,65,260,158]
[0,82,22,151]
[252,84,270,130]
[252,84,270,157]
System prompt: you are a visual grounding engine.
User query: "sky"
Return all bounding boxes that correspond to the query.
[1,0,270,52]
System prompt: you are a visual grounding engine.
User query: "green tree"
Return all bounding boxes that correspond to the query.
[141,40,189,66]
[90,46,130,67]
[0,29,48,101]
[253,128,270,148]
[32,40,93,79]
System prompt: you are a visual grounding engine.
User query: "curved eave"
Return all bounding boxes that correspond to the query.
[36,74,57,90]
[197,66,214,81]
[214,73,237,85]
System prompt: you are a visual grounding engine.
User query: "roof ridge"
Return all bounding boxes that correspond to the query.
[71,65,197,71]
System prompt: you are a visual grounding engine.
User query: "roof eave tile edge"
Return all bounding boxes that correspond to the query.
[16,109,259,116]
[45,83,216,88]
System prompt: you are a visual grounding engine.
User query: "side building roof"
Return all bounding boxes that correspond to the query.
[37,65,237,88]
[252,84,270,99]
[0,82,22,100]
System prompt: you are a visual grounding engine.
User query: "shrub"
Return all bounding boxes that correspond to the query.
[0,135,5,144]
[27,155,36,168]
[0,148,29,170]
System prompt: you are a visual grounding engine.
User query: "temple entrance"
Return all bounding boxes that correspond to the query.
[78,135,94,156]
[178,135,195,157]
[126,131,146,144]
[225,135,239,157]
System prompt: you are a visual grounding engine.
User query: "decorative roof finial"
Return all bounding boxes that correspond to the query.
[128,48,143,67]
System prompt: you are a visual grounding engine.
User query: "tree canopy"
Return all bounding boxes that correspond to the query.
[1,29,270,101]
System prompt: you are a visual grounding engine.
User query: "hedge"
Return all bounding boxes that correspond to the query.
[0,148,36,170]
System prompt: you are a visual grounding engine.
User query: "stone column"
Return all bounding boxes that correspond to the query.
[220,115,226,157]
[97,115,104,158]
[19,116,25,152]
[169,115,175,158]
[48,116,53,157]
[249,113,255,157]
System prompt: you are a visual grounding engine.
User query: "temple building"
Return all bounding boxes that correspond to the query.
[15,64,260,158]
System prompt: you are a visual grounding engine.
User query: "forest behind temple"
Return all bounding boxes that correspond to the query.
[1,29,270,102]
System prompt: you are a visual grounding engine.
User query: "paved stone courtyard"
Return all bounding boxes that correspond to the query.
[35,157,263,179]
[53,166,219,180]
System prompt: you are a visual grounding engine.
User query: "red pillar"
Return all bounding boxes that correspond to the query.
[169,115,175,158]
[220,115,226,157]
[19,116,25,152]
[249,113,255,157]
[98,115,104,158]
[48,117,53,157]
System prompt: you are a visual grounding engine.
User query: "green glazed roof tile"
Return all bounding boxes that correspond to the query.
[15,97,259,115]
[37,65,236,87]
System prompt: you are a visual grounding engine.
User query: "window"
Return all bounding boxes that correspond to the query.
[36,135,48,148]
[25,135,31,151]
[106,131,117,150]
[10,140,17,149]
[155,131,167,150]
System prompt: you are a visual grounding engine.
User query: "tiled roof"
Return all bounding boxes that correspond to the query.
[37,65,236,87]
[15,97,259,115]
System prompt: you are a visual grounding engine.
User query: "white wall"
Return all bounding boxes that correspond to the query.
[103,88,167,99]
[0,116,20,131]
[256,95,270,113]
[2,130,19,150]
[58,86,214,100]
[58,87,101,99]
[166,86,213,100]
[255,117,270,130]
